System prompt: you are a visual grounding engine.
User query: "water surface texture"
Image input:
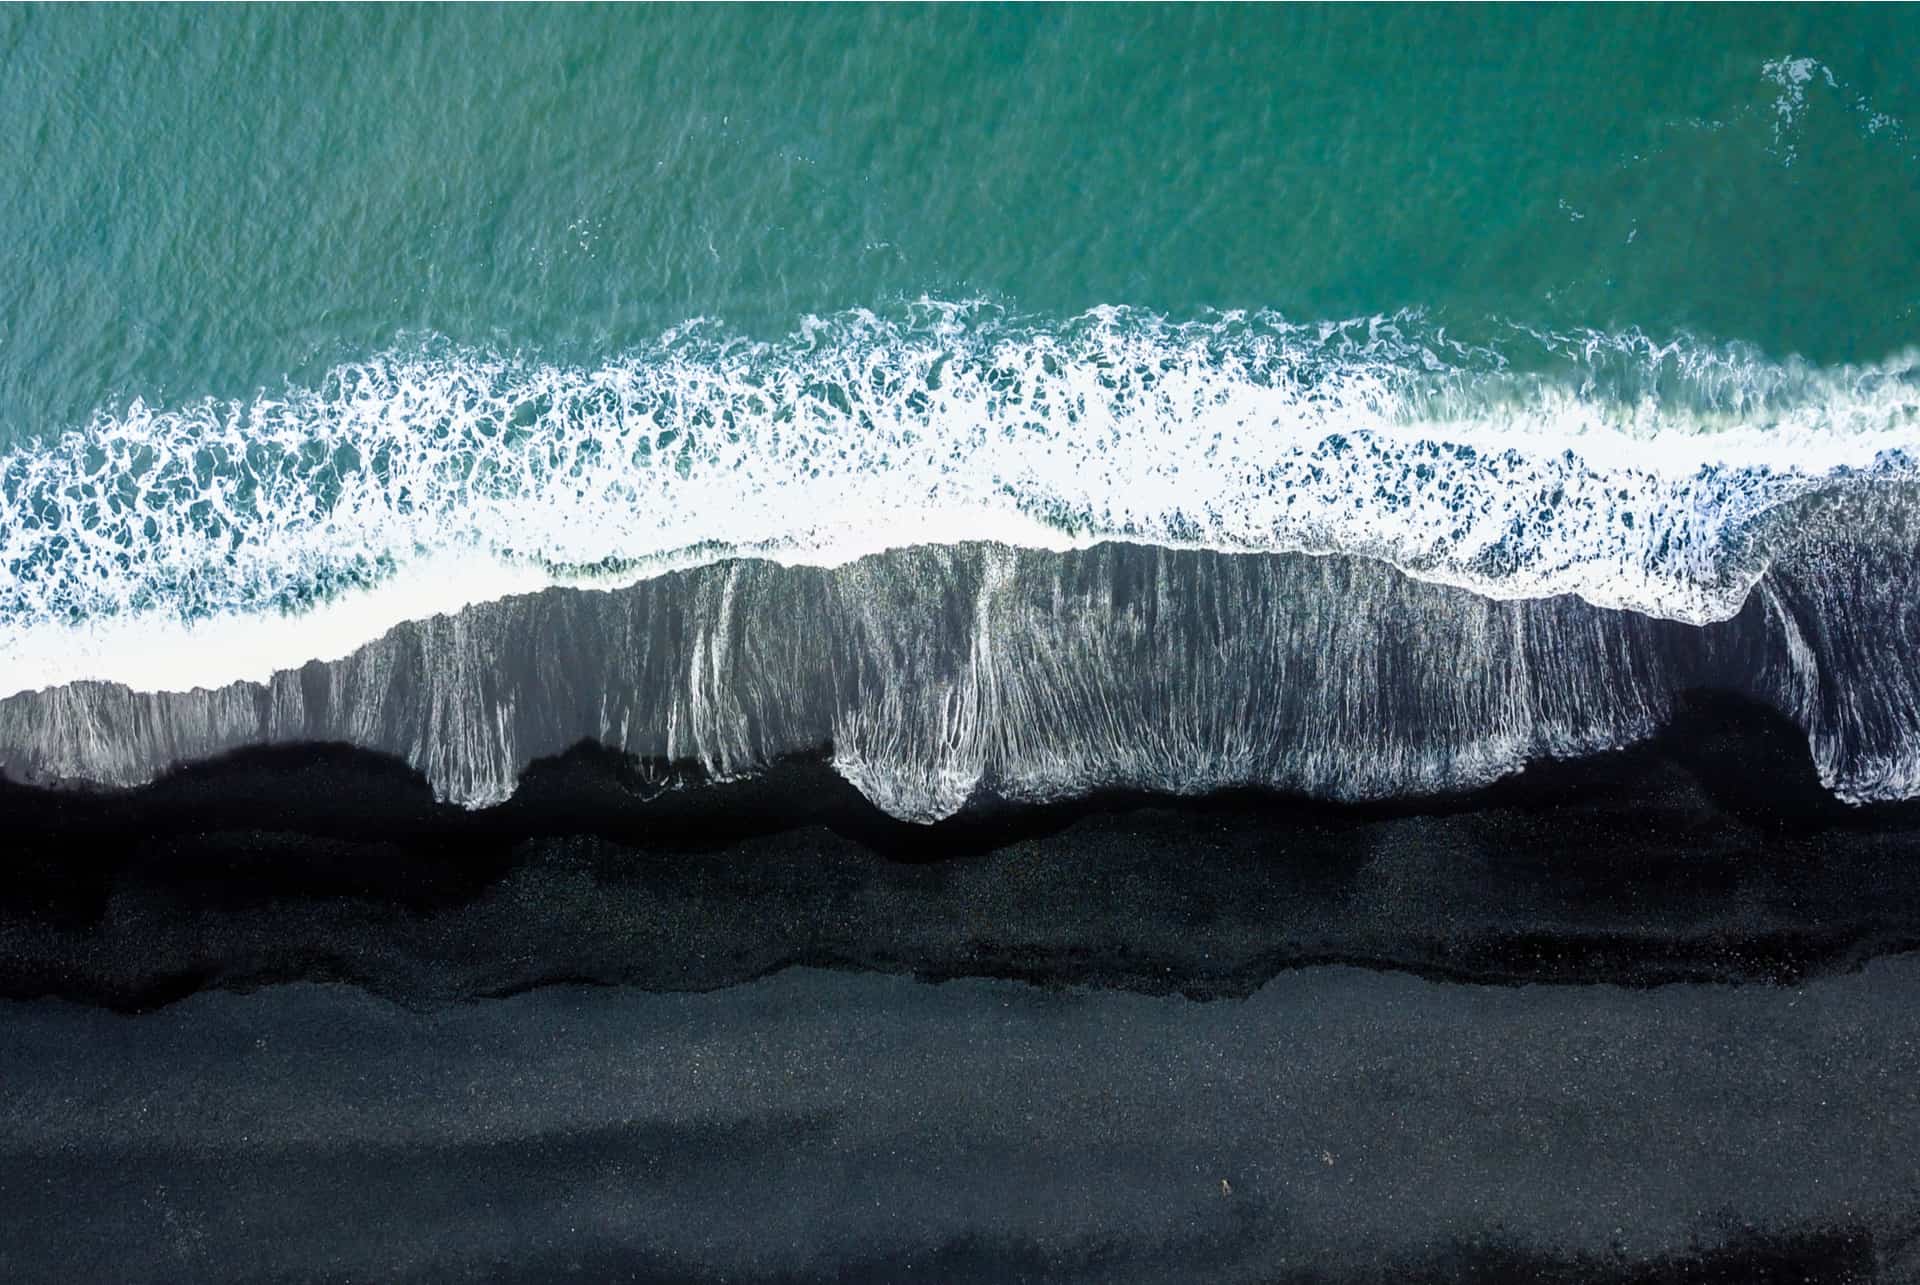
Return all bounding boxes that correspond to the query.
[5,6,1920,817]
[5,3,1918,431]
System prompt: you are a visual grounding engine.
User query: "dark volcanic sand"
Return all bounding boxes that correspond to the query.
[3,690,1917,1281]
[3,692,1920,1008]
[2,965,1916,1282]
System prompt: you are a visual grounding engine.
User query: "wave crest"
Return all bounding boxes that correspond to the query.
[6,305,1920,695]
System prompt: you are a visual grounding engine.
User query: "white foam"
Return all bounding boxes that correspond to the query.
[5,304,1920,697]
[0,550,548,696]
[0,507,1084,696]
[1761,55,1915,166]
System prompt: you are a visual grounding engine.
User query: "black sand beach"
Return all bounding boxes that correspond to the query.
[1,691,1917,1280]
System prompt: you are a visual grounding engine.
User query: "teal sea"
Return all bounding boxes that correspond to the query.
[4,2,1916,432]
[2,4,1919,708]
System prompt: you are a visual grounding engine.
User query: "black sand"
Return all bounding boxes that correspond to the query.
[4,691,1919,1010]
[5,691,1918,1280]
[3,963,1915,1282]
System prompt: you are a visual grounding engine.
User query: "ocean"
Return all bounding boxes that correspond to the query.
[4,5,1920,1281]
[7,5,1920,811]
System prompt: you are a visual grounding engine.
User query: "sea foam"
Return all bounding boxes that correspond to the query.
[4,303,1920,696]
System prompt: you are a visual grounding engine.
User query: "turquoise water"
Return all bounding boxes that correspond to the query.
[4,3,1915,432]
[2,3,1919,688]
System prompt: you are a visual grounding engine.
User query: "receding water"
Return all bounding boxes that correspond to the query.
[5,4,1920,809]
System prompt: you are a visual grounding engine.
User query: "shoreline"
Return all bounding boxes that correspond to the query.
[9,690,1920,1010]
[8,527,1920,817]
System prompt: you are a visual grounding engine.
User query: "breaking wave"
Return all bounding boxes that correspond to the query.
[5,303,1920,696]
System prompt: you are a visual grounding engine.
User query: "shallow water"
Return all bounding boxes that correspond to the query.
[5,3,1920,806]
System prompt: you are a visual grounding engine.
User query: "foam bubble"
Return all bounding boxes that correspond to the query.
[4,303,1920,696]
[1761,55,1915,166]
